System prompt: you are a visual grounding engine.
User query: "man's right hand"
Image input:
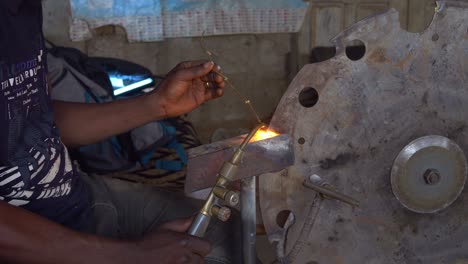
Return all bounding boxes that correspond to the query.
[135,217,211,264]
[0,201,211,264]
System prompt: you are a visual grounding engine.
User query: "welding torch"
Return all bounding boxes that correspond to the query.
[188,123,266,237]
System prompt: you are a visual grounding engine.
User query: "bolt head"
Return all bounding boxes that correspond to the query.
[423,169,441,185]
[226,191,240,207]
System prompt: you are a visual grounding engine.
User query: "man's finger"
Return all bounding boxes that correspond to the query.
[174,60,209,70]
[203,81,224,90]
[159,217,194,232]
[204,86,223,101]
[191,254,204,264]
[181,236,212,257]
[174,61,214,81]
[177,251,193,264]
[201,72,224,83]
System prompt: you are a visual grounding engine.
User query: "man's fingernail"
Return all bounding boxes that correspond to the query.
[217,65,222,71]
[204,61,214,68]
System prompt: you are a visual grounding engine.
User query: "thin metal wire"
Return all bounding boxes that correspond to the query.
[200,32,262,124]
[199,32,215,61]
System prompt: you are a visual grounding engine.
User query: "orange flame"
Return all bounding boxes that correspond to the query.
[252,128,279,142]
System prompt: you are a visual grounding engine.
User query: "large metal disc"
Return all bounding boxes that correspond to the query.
[391,135,467,213]
[259,1,468,263]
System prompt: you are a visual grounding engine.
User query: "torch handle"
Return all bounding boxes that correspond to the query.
[188,213,211,237]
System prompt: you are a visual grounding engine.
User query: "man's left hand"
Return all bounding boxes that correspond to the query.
[148,61,225,118]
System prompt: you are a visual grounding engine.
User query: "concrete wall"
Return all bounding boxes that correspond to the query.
[42,0,292,143]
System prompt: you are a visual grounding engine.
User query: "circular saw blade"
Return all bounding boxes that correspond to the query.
[259,1,468,263]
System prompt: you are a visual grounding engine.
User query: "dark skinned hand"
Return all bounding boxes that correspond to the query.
[134,217,211,264]
[149,61,225,118]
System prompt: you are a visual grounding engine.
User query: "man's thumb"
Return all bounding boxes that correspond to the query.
[175,61,214,80]
[158,216,194,232]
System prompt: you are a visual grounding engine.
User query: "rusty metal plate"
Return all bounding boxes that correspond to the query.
[259,1,468,263]
[185,134,294,194]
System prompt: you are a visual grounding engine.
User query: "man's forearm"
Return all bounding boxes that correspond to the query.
[0,201,134,264]
[53,94,165,147]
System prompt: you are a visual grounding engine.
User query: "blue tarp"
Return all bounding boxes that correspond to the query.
[71,0,161,18]
[69,0,308,42]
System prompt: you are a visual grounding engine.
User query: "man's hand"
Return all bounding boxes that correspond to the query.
[135,217,211,264]
[0,201,210,264]
[148,61,225,118]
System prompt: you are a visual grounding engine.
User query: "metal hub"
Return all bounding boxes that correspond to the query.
[423,168,441,185]
[391,136,467,213]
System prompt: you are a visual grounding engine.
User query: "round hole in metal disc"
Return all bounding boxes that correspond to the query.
[276,210,292,228]
[299,87,319,108]
[345,39,366,61]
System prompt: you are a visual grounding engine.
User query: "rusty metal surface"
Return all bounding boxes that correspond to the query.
[259,1,468,263]
[185,134,294,194]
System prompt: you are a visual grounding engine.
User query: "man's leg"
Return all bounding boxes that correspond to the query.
[82,173,242,264]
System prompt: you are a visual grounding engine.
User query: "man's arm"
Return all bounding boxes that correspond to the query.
[53,97,162,148]
[0,201,130,264]
[53,61,224,147]
[0,201,210,264]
